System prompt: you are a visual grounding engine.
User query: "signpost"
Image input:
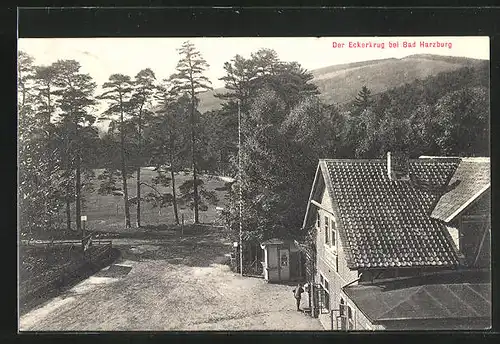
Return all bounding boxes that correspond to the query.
[233,241,239,273]
[81,215,90,260]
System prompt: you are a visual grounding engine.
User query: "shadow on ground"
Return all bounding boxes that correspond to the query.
[19,248,122,316]
[116,239,232,268]
[108,225,235,269]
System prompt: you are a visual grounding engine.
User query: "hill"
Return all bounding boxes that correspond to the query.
[197,54,487,113]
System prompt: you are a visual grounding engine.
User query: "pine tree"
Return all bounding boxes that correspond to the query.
[52,60,97,233]
[129,68,157,228]
[18,52,65,237]
[170,41,213,224]
[98,74,134,228]
[353,85,374,115]
[146,84,191,225]
[18,51,35,111]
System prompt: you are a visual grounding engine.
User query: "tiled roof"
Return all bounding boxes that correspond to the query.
[431,157,490,222]
[322,158,460,269]
[343,270,491,324]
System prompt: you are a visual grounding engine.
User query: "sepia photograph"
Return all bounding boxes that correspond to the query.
[18,36,490,331]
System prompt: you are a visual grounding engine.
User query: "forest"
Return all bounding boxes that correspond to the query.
[18,42,489,245]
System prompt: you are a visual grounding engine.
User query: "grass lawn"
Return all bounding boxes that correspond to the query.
[51,169,230,234]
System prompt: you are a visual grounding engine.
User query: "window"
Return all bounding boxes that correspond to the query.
[316,212,321,228]
[338,298,348,330]
[319,273,330,313]
[324,288,330,312]
[331,218,337,248]
[347,305,354,330]
[324,216,329,244]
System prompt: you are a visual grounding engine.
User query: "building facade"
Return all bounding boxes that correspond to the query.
[300,154,491,331]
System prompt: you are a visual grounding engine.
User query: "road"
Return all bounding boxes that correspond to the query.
[19,229,323,331]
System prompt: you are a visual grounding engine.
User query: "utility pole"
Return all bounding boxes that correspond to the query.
[238,99,243,276]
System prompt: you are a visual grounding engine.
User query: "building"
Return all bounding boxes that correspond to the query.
[299,153,491,330]
[260,238,305,283]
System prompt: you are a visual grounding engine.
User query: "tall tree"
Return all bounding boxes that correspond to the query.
[353,85,374,115]
[170,41,213,224]
[18,51,35,111]
[52,60,97,232]
[129,68,157,227]
[215,49,320,247]
[216,54,258,111]
[98,74,134,228]
[216,49,318,176]
[18,52,66,237]
[32,63,62,228]
[146,86,191,225]
[213,55,258,175]
[33,65,58,128]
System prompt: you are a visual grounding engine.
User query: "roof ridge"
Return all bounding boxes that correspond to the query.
[320,158,385,162]
[419,156,464,159]
[321,158,461,162]
[461,157,490,163]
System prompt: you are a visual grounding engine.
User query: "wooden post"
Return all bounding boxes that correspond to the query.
[238,100,243,277]
[81,215,87,254]
[298,252,303,281]
[473,223,489,266]
[287,247,290,282]
[277,246,281,282]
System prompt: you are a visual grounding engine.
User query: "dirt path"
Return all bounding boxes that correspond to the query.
[19,230,323,331]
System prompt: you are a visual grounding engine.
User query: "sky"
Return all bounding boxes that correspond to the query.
[18,36,489,89]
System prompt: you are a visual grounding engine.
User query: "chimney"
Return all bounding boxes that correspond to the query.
[387,151,410,181]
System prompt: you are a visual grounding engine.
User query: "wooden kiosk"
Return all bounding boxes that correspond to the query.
[260,238,305,283]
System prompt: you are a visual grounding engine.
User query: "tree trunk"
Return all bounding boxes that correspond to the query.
[136,166,141,227]
[45,86,53,229]
[119,93,131,228]
[121,143,131,228]
[65,192,71,231]
[75,152,82,232]
[135,104,144,228]
[75,120,82,233]
[65,131,72,232]
[190,89,199,224]
[170,153,179,225]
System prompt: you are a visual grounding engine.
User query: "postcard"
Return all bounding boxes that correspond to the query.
[18,35,490,331]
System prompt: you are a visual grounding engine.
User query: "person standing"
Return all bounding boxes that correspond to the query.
[293,283,304,311]
[303,283,311,310]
